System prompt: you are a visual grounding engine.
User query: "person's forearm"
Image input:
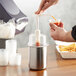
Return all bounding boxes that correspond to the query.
[64,31,75,42]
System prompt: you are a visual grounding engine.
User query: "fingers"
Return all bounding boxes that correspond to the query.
[50,28,54,32]
[50,28,56,39]
[35,10,41,14]
[60,22,64,28]
[35,0,46,14]
[41,1,54,11]
[35,0,56,14]
[35,9,44,14]
[49,23,57,30]
[35,0,59,14]
[41,0,59,11]
[53,0,59,4]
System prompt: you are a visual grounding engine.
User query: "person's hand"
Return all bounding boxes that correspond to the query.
[35,0,59,14]
[49,23,75,42]
[49,23,67,41]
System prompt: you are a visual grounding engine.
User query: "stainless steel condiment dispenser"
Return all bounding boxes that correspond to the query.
[28,33,48,70]
[29,45,47,70]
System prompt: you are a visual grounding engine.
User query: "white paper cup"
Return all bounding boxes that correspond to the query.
[0,49,8,66]
[9,53,21,66]
[15,53,21,66]
[8,54,16,65]
[6,40,17,57]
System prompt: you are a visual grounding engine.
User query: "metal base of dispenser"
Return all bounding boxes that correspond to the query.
[29,68,46,71]
[29,45,47,70]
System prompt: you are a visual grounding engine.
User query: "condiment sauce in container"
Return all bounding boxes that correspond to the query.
[36,42,40,46]
[54,22,63,28]
[28,15,48,70]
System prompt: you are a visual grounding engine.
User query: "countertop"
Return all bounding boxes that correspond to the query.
[0,44,76,76]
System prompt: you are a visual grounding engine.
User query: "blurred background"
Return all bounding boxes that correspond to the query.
[13,0,76,47]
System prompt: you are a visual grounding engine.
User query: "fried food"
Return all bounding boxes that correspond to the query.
[59,43,76,52]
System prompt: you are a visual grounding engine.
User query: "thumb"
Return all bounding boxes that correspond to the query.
[49,23,57,29]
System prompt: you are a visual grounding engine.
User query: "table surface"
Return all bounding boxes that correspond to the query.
[0,44,76,76]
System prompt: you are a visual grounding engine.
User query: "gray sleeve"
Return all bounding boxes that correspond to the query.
[0,0,28,35]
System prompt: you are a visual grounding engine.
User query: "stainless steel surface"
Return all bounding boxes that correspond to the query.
[29,46,47,70]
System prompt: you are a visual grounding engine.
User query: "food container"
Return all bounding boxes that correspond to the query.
[55,40,75,45]
[28,33,48,70]
[29,45,47,70]
[56,45,76,59]
[28,34,47,46]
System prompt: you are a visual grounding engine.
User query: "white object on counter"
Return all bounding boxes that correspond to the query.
[0,22,15,39]
[16,17,28,31]
[16,22,28,31]
[56,45,76,59]
[9,53,21,66]
[55,40,76,45]
[28,34,47,46]
[15,53,21,66]
[0,49,8,66]
[6,40,17,55]
[40,34,47,45]
[6,40,17,62]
